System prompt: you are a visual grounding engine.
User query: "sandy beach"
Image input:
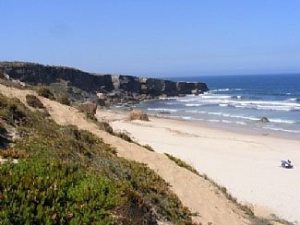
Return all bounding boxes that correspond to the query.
[98,110,300,224]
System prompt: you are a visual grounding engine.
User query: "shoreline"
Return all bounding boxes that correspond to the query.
[113,108,300,141]
[97,109,300,224]
[151,113,300,141]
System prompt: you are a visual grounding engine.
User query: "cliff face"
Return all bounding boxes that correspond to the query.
[0,62,208,97]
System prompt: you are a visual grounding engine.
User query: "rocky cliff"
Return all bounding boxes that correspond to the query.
[0,62,208,95]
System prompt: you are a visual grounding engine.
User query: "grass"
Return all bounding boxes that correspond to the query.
[0,93,194,225]
[164,153,200,175]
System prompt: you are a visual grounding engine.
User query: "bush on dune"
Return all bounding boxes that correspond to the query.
[26,94,45,108]
[0,160,120,225]
[0,93,194,225]
[57,95,71,105]
[37,87,55,100]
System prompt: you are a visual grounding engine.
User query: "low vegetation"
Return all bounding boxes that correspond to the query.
[57,95,71,105]
[96,121,114,134]
[0,72,5,79]
[0,122,9,149]
[0,93,194,225]
[37,87,55,100]
[26,94,45,108]
[164,153,199,175]
[114,131,133,143]
[143,144,155,152]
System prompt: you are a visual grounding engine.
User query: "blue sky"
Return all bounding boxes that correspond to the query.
[0,1,300,77]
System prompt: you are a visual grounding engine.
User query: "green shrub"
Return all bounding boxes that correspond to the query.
[0,93,194,225]
[37,87,55,100]
[26,94,44,108]
[0,96,27,125]
[0,160,120,225]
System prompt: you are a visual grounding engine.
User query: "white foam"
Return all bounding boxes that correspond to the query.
[185,110,198,113]
[159,96,178,100]
[182,116,192,120]
[268,118,296,124]
[263,127,300,134]
[235,121,247,125]
[176,95,300,111]
[207,112,223,116]
[208,119,220,123]
[185,103,202,107]
[147,108,178,113]
[221,120,232,124]
[219,103,228,107]
[210,88,243,93]
[211,88,230,92]
[201,95,232,99]
[165,102,179,105]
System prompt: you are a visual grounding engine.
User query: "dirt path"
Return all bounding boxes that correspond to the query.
[0,84,251,225]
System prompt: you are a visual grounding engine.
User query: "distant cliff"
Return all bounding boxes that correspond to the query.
[0,62,208,96]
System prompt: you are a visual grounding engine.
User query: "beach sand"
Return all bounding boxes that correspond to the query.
[99,110,300,224]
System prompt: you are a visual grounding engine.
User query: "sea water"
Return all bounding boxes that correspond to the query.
[137,74,300,136]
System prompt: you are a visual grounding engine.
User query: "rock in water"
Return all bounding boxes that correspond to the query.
[259,117,269,123]
[129,110,149,121]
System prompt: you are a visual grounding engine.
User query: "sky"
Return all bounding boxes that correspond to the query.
[0,0,300,77]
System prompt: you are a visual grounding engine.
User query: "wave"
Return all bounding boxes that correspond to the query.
[147,108,178,113]
[183,110,297,124]
[210,88,243,93]
[210,88,230,92]
[158,96,178,100]
[182,116,192,120]
[185,103,203,107]
[286,98,300,103]
[263,127,300,134]
[165,102,180,105]
[176,94,300,111]
[201,95,232,99]
[206,119,247,126]
[268,118,296,124]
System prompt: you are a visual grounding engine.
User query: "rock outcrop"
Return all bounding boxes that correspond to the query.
[0,62,209,103]
[129,110,149,121]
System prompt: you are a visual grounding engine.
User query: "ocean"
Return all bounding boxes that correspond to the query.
[136,74,300,136]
